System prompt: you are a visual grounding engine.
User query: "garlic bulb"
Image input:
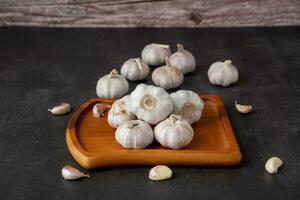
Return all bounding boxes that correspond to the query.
[48,103,71,115]
[169,43,196,74]
[108,95,136,128]
[207,60,239,87]
[129,84,173,125]
[152,57,184,90]
[170,90,204,124]
[96,69,129,99]
[120,58,150,81]
[154,114,194,149]
[62,165,89,180]
[141,43,171,66]
[115,120,154,149]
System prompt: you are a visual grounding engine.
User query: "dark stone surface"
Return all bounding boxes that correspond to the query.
[0,27,299,200]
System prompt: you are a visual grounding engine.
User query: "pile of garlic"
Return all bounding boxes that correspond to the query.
[95,43,197,97]
[104,83,204,150]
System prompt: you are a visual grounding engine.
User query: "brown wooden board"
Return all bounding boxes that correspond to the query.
[66,95,242,170]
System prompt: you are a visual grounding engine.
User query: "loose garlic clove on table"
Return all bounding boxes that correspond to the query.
[235,101,252,114]
[48,103,71,115]
[149,165,173,181]
[62,165,89,180]
[265,157,283,174]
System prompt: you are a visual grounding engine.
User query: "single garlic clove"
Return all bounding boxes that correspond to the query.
[62,165,90,180]
[48,103,71,115]
[235,100,252,114]
[265,157,283,174]
[149,165,173,181]
[92,103,109,117]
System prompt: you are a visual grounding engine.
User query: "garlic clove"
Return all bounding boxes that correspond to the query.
[235,100,252,114]
[149,165,173,181]
[48,103,71,115]
[62,165,90,180]
[92,103,110,117]
[265,157,283,174]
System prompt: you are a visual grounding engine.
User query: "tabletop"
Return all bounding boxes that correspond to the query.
[0,27,299,200]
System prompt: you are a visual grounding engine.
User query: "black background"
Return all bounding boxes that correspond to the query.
[0,27,299,199]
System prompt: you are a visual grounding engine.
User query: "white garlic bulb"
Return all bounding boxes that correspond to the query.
[120,58,150,81]
[115,120,154,149]
[169,43,196,74]
[108,95,136,128]
[141,43,171,66]
[154,114,194,149]
[170,90,204,124]
[152,57,184,90]
[207,60,239,87]
[129,84,173,125]
[96,69,129,99]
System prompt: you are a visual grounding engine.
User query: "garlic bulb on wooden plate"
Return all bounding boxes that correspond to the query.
[141,43,171,66]
[207,60,239,87]
[120,58,150,81]
[115,120,154,149]
[154,114,194,149]
[129,84,173,125]
[108,95,136,128]
[96,69,129,99]
[169,43,196,74]
[152,57,184,90]
[170,90,204,124]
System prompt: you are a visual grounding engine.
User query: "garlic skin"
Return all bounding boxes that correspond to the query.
[170,43,196,74]
[170,90,204,124]
[208,60,239,87]
[265,157,283,174]
[96,69,129,99]
[120,58,150,81]
[154,114,194,149]
[62,165,89,180]
[235,100,252,114]
[48,103,71,115]
[149,165,173,181]
[108,95,136,128]
[115,120,154,149]
[92,103,109,117]
[152,57,184,90]
[129,84,173,125]
[141,43,171,66]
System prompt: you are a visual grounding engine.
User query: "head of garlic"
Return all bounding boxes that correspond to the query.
[129,84,173,125]
[170,90,204,124]
[154,114,194,149]
[120,58,150,81]
[108,95,136,128]
[141,43,171,66]
[152,57,184,90]
[115,120,154,149]
[96,69,129,99]
[207,60,239,87]
[169,43,196,74]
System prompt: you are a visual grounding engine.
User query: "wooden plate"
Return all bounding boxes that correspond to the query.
[66,95,242,170]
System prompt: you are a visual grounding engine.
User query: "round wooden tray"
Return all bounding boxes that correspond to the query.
[66,95,242,170]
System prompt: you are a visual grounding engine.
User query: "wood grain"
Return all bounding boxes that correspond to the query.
[0,0,299,27]
[66,96,242,169]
